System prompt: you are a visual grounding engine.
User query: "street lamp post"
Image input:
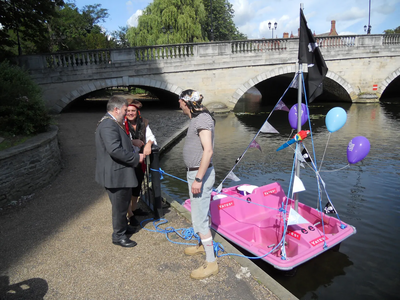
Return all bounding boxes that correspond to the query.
[364,0,372,34]
[12,3,22,55]
[268,21,277,39]
[162,25,173,44]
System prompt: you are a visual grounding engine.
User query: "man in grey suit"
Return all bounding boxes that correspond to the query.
[95,96,144,247]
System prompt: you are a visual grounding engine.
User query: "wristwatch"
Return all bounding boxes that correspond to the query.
[195,177,203,183]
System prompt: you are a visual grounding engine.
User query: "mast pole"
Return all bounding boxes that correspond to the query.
[295,3,304,212]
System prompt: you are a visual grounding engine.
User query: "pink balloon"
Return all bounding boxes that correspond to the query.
[347,136,370,164]
[288,104,308,130]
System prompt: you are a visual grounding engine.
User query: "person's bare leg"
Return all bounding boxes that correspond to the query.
[199,231,211,240]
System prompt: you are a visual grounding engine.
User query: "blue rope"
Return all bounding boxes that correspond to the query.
[139,217,288,260]
[301,72,328,249]
[212,190,283,212]
[150,168,188,183]
[140,218,200,246]
[215,240,285,260]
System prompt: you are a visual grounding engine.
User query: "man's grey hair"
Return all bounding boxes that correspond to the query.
[107,96,128,112]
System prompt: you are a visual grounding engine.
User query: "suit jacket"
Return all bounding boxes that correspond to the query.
[95,114,140,188]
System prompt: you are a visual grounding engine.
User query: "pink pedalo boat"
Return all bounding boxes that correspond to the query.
[183,182,356,270]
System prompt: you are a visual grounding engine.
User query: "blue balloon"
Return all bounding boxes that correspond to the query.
[325,107,347,133]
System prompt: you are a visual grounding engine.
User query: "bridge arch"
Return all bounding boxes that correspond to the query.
[231,67,357,106]
[60,76,183,110]
[232,65,297,105]
[379,66,400,95]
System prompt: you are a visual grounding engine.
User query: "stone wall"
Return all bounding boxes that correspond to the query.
[0,126,62,207]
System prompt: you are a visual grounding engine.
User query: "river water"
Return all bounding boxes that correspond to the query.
[159,98,400,299]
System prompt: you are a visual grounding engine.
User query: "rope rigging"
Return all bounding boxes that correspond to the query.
[145,70,351,260]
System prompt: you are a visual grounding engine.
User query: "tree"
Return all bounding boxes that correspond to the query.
[81,3,109,31]
[111,26,130,48]
[202,0,247,41]
[384,26,400,34]
[84,26,112,50]
[49,3,88,52]
[127,0,207,47]
[126,0,246,47]
[0,0,65,56]
[48,3,111,52]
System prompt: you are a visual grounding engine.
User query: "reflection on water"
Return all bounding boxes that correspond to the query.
[160,101,400,300]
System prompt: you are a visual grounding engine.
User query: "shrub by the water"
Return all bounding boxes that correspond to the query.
[0,60,51,135]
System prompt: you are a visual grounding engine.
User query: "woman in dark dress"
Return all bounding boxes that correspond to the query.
[124,99,157,225]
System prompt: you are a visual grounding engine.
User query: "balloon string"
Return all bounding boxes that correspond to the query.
[319,164,350,172]
[287,129,295,142]
[319,132,331,172]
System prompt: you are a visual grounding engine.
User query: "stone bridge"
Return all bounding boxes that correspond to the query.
[17,34,400,113]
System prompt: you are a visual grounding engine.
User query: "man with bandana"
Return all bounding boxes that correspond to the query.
[178,89,218,279]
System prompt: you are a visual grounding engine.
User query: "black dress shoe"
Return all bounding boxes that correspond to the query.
[129,216,140,226]
[112,238,137,248]
[133,208,149,216]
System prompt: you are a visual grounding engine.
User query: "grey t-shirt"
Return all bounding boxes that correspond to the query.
[183,113,214,168]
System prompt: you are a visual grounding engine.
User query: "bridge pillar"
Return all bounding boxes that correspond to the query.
[15,55,47,70]
[356,35,383,46]
[111,49,136,63]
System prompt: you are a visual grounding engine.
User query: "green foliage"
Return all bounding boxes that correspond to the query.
[126,0,246,46]
[48,3,112,52]
[384,26,400,34]
[0,0,65,56]
[0,132,29,151]
[130,88,146,94]
[110,26,130,48]
[81,3,109,31]
[203,0,247,41]
[84,26,112,50]
[1,29,42,58]
[127,0,207,46]
[0,1,112,56]
[0,61,51,135]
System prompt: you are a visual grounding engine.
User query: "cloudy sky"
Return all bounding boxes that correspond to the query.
[74,0,400,38]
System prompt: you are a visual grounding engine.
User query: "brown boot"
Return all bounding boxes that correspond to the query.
[184,244,205,256]
[190,260,218,279]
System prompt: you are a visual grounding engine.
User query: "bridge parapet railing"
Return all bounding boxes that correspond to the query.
[134,44,194,61]
[383,34,400,45]
[231,39,289,53]
[45,49,111,68]
[317,35,356,48]
[16,34,399,71]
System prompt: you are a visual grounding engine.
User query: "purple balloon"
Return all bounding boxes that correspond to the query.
[288,103,308,130]
[347,136,370,164]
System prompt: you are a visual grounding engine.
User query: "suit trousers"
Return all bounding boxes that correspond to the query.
[106,187,132,242]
